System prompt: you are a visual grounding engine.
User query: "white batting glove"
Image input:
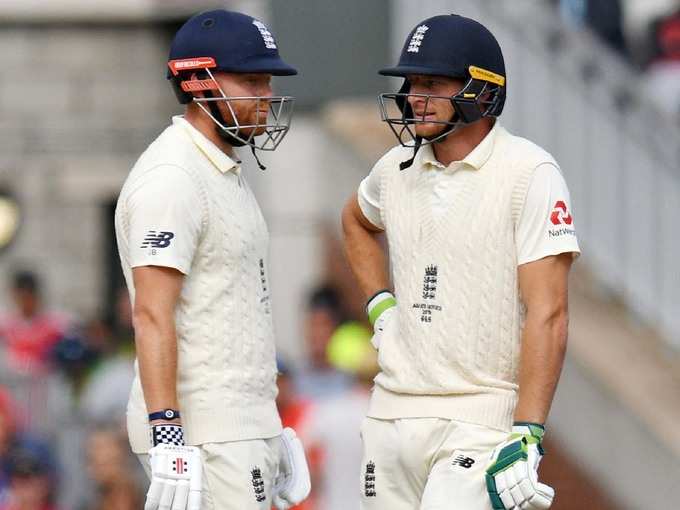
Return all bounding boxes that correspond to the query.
[485,423,554,510]
[145,424,202,510]
[272,427,311,510]
[366,290,396,350]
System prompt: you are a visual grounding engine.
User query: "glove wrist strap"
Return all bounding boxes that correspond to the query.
[366,290,396,325]
[151,423,185,446]
[512,422,545,442]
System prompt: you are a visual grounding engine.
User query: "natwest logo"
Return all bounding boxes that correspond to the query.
[550,201,573,226]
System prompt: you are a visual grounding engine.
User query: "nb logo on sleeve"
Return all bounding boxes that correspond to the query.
[141,231,175,249]
[452,455,475,469]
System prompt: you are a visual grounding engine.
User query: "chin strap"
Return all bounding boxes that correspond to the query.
[251,146,267,171]
[399,136,423,171]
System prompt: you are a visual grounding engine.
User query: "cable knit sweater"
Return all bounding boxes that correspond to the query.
[116,118,281,453]
[368,125,555,431]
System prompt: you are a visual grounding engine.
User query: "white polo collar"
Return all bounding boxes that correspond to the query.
[173,116,241,175]
[420,121,500,172]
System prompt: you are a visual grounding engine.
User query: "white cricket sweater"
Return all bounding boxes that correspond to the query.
[368,124,556,431]
[116,117,281,453]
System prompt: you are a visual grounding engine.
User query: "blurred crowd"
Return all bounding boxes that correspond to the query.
[0,270,141,509]
[0,269,377,510]
[553,0,680,120]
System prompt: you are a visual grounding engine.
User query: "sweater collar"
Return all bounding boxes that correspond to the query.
[173,116,241,175]
[421,121,500,171]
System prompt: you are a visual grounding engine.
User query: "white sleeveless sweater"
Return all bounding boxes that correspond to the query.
[119,121,281,452]
[368,125,555,431]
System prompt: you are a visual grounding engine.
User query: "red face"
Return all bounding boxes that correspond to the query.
[212,72,274,137]
[406,74,465,138]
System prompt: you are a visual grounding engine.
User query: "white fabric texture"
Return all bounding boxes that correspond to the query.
[359,417,507,510]
[116,116,281,453]
[359,123,576,431]
[138,437,281,510]
[358,147,580,266]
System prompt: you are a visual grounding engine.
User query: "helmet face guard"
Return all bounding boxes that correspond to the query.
[378,72,505,148]
[192,68,294,151]
[168,57,295,152]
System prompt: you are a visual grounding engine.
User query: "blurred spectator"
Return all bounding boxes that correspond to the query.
[3,438,57,510]
[85,428,142,510]
[77,316,134,426]
[0,271,68,375]
[557,0,628,54]
[294,286,351,399]
[645,8,680,118]
[51,330,100,394]
[0,388,19,507]
[303,321,377,510]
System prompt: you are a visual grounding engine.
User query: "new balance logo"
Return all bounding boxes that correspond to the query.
[452,455,475,469]
[141,231,175,248]
[364,461,376,497]
[251,467,266,502]
[550,201,573,226]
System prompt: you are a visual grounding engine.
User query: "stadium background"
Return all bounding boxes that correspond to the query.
[0,0,678,508]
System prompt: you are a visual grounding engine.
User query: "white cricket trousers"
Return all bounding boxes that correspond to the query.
[137,437,281,510]
[359,417,508,510]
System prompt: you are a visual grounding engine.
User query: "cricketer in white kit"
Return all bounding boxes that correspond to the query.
[342,14,580,510]
[114,9,309,510]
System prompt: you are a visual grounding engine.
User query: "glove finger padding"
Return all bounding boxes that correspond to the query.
[171,480,190,510]
[146,444,203,510]
[159,479,176,510]
[145,478,164,510]
[273,427,311,509]
[188,448,202,510]
[486,437,555,510]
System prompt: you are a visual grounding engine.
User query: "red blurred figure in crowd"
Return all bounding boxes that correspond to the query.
[645,8,680,118]
[0,271,68,374]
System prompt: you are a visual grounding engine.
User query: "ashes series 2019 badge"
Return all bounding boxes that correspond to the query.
[412,264,442,323]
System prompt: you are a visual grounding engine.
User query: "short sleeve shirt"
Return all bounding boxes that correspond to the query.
[358,157,580,265]
[123,164,203,274]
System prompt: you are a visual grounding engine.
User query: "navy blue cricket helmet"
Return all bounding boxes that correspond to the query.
[168,10,297,81]
[378,14,507,168]
[166,10,297,161]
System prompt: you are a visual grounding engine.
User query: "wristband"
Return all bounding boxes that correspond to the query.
[366,290,396,326]
[148,409,181,422]
[151,423,185,446]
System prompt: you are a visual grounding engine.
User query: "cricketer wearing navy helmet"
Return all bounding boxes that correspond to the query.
[115,10,310,510]
[343,14,580,510]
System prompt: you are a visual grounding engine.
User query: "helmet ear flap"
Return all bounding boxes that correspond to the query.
[395,79,414,119]
[450,79,485,124]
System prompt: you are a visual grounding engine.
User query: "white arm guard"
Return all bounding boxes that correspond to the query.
[272,427,311,510]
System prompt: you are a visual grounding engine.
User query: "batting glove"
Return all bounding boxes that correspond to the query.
[145,424,202,510]
[272,427,311,510]
[485,423,554,510]
[366,290,396,350]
